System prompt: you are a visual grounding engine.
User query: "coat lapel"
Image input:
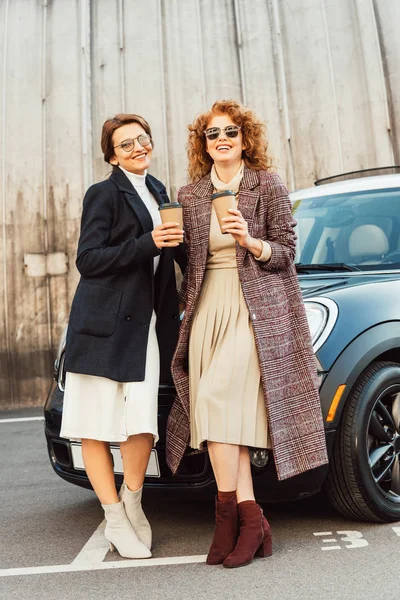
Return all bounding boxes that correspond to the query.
[110,167,154,233]
[145,175,166,207]
[237,166,260,233]
[234,166,260,269]
[188,175,213,276]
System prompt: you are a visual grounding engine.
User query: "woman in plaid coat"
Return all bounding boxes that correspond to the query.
[166,100,328,568]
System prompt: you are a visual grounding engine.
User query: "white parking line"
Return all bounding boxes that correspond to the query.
[0,417,44,423]
[71,521,109,567]
[0,555,207,577]
[0,519,207,577]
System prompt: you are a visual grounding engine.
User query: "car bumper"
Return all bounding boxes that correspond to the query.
[44,382,334,502]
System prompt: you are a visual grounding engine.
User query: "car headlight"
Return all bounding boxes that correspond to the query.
[304,298,338,352]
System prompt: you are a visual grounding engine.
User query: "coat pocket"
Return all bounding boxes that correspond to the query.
[70,282,122,337]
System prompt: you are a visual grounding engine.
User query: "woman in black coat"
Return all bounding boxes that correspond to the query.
[62,113,185,559]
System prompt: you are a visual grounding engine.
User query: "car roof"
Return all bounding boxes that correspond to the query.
[290,174,400,201]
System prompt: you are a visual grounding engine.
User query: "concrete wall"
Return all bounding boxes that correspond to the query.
[1,0,399,408]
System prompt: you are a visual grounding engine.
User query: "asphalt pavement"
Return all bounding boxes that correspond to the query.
[1,408,399,600]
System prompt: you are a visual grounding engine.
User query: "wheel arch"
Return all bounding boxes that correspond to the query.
[319,321,400,428]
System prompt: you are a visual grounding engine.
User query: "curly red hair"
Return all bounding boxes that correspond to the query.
[186,100,274,183]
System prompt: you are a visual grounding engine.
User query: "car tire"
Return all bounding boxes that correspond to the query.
[325,361,400,522]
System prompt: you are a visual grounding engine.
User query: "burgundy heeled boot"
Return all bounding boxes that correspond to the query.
[255,513,273,558]
[206,496,239,565]
[223,501,272,568]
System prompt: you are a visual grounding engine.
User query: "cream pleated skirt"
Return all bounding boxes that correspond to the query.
[189,267,270,450]
[60,311,159,444]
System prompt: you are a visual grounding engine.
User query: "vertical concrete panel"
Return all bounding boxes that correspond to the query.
[161,0,205,196]
[279,0,342,188]
[78,0,93,193]
[320,0,379,171]
[0,0,12,403]
[45,0,82,348]
[91,0,122,181]
[199,0,242,105]
[234,0,290,185]
[3,0,50,407]
[352,0,393,165]
[373,0,400,163]
[123,0,169,185]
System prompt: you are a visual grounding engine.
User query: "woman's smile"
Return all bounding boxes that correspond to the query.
[131,151,149,162]
[215,143,233,152]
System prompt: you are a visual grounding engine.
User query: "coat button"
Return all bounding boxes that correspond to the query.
[172,313,179,320]
[124,314,132,321]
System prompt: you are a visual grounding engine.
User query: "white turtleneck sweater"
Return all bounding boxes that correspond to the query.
[120,166,162,273]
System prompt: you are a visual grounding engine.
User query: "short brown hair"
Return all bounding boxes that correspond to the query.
[187,100,274,183]
[101,113,153,163]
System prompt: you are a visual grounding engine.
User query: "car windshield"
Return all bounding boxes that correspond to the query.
[292,187,400,271]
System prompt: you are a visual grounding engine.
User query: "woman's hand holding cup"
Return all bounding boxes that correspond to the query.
[221,208,251,247]
[152,222,184,248]
[222,208,266,258]
[156,201,184,247]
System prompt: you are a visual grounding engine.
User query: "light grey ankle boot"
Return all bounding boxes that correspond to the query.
[102,501,152,559]
[119,483,152,550]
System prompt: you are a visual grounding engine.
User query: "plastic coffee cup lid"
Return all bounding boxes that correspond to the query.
[211,190,237,200]
[159,202,183,210]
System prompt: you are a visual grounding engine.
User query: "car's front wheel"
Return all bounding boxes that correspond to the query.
[325,361,400,522]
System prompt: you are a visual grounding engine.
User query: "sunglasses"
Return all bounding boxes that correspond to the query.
[114,133,152,152]
[204,125,241,141]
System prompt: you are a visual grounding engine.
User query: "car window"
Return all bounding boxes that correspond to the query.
[292,188,400,270]
[294,217,315,263]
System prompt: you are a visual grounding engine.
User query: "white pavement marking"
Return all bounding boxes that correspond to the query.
[0,417,44,423]
[392,527,400,537]
[313,531,340,551]
[0,555,208,578]
[337,531,368,549]
[0,520,207,578]
[71,520,109,567]
[313,530,368,551]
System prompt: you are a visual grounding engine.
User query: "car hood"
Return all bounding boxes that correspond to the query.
[298,271,400,298]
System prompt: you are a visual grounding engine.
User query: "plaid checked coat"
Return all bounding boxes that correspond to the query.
[166,167,328,481]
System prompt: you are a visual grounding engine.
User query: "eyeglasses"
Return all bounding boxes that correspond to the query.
[204,125,241,141]
[114,134,151,152]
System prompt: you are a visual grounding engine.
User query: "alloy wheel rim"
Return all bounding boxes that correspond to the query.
[367,384,400,503]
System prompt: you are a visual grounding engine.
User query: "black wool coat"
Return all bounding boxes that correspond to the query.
[64,166,186,384]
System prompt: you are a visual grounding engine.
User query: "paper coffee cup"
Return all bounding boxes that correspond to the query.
[212,190,237,234]
[158,202,183,243]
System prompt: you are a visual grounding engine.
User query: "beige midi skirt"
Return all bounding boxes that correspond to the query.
[189,266,270,450]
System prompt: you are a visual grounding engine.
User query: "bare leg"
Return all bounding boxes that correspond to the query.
[207,441,240,491]
[206,442,240,564]
[236,446,256,503]
[120,433,153,491]
[81,439,118,505]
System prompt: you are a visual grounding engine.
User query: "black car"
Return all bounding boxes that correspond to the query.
[44,170,400,523]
